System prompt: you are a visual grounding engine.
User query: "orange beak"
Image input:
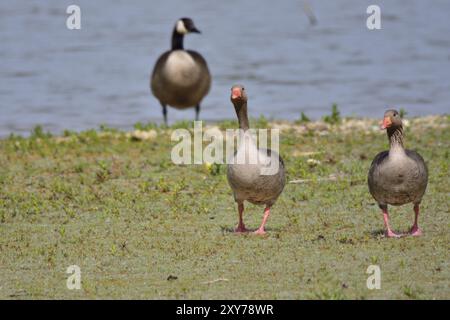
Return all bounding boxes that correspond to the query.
[380,117,392,129]
[231,88,241,100]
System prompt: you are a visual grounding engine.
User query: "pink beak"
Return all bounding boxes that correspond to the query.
[380,117,392,130]
[231,88,241,100]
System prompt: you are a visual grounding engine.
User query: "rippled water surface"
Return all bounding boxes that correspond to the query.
[1,0,449,136]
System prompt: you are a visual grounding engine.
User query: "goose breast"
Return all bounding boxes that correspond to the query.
[368,150,428,206]
[163,50,202,85]
[227,135,285,206]
[151,50,211,108]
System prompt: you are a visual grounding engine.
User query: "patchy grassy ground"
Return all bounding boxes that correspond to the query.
[0,115,448,299]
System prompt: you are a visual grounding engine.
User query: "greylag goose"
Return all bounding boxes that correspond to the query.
[151,18,211,125]
[368,109,428,238]
[227,85,286,234]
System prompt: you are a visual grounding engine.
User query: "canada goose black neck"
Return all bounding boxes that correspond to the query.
[171,29,184,50]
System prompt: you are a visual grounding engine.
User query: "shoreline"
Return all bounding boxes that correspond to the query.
[2,114,448,141]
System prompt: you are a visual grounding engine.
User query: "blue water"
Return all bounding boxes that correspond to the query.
[1,0,449,136]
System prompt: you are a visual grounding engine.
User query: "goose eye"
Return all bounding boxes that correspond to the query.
[242,87,245,90]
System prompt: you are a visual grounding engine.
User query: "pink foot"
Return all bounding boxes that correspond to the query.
[385,230,402,238]
[234,225,249,233]
[409,226,422,237]
[253,228,266,235]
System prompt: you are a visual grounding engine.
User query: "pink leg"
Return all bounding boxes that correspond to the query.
[235,202,248,233]
[382,207,402,238]
[254,206,270,235]
[409,204,422,236]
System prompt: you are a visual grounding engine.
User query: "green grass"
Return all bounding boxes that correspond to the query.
[295,112,311,124]
[0,116,448,299]
[323,104,341,124]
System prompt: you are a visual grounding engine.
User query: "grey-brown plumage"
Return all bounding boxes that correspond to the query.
[227,148,285,207]
[368,109,428,237]
[368,149,428,206]
[150,18,211,124]
[226,85,286,234]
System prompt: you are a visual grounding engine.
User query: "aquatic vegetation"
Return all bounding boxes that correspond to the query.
[323,104,341,124]
[296,112,311,124]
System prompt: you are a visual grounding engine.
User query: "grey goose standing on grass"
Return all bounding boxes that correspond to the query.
[151,18,211,125]
[227,85,286,235]
[368,110,428,238]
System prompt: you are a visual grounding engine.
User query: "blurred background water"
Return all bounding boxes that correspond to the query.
[1,0,449,136]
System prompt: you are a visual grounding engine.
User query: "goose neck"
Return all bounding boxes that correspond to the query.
[387,126,405,155]
[171,30,184,50]
[235,102,250,132]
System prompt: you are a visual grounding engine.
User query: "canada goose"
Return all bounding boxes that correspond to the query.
[151,18,211,125]
[226,85,286,234]
[368,110,428,238]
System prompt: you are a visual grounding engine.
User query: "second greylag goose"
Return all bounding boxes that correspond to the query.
[226,85,286,235]
[368,109,428,238]
[151,18,211,125]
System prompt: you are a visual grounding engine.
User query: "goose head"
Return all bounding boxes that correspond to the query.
[175,18,201,35]
[230,85,248,106]
[230,85,249,130]
[380,109,402,130]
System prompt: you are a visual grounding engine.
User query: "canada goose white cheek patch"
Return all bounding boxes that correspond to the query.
[176,20,188,34]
